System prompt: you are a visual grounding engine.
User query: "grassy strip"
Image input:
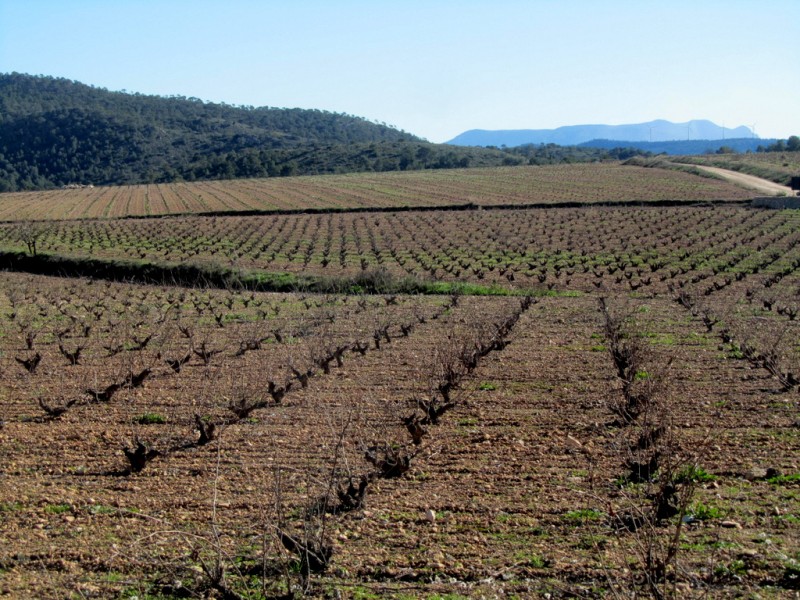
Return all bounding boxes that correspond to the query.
[0,250,563,297]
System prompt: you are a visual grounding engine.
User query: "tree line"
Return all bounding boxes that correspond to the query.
[0,73,649,192]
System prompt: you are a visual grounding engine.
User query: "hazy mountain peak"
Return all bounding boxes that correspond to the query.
[446,119,755,147]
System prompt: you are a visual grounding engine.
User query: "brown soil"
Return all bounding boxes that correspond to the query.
[0,271,797,598]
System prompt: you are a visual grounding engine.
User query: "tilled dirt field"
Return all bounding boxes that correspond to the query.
[0,274,798,599]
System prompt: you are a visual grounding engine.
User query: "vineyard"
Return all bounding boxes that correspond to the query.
[0,163,757,221]
[0,165,798,599]
[1,206,799,296]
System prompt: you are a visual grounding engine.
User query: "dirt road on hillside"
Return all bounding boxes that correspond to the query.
[694,165,794,196]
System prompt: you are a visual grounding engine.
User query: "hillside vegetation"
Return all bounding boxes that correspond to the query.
[0,74,506,190]
[0,74,656,192]
[580,137,775,156]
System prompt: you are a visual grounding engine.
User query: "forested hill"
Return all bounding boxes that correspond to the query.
[0,73,530,191]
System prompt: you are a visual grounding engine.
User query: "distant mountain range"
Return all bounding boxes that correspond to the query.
[447,120,755,147]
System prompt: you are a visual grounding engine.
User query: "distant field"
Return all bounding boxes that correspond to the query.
[0,163,756,221]
[673,152,800,185]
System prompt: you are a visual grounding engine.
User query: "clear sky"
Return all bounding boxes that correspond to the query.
[1,0,798,143]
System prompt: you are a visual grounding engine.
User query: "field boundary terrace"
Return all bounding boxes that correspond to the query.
[0,196,754,225]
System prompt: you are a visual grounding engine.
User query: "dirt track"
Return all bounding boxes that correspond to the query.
[695,165,794,196]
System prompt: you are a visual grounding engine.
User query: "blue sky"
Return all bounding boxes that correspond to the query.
[1,0,798,143]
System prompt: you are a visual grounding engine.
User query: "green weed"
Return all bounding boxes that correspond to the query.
[513,551,549,568]
[133,413,166,425]
[674,464,716,484]
[713,559,746,580]
[690,502,723,521]
[563,508,604,523]
[351,587,385,600]
[768,472,800,485]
